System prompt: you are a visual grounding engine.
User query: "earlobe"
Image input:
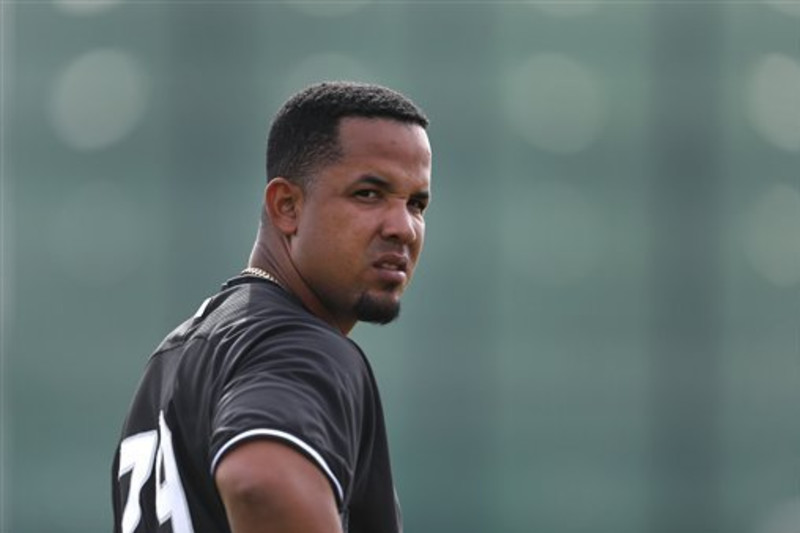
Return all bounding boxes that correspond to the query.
[265,178,302,236]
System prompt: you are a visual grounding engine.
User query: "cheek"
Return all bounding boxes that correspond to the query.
[293,215,335,270]
[297,207,340,249]
[413,221,426,254]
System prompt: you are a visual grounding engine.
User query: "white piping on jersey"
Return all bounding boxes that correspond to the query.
[210,429,345,504]
[194,297,211,319]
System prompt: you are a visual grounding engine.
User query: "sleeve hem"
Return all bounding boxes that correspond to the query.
[210,428,345,505]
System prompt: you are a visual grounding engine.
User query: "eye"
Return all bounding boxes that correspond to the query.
[408,197,429,215]
[353,189,381,201]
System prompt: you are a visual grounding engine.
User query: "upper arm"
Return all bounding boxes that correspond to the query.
[215,439,343,533]
[210,326,364,510]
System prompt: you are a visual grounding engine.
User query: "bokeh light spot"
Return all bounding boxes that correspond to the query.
[534,0,600,17]
[287,0,371,17]
[742,183,800,287]
[763,0,800,18]
[503,53,607,154]
[53,0,122,16]
[756,498,800,533]
[502,180,607,286]
[746,53,800,152]
[49,48,150,151]
[50,180,150,286]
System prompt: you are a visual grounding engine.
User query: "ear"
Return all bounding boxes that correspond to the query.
[264,177,304,236]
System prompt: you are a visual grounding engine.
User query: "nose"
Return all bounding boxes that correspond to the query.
[381,200,419,245]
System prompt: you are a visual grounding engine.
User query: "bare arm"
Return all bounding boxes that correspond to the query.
[215,440,343,533]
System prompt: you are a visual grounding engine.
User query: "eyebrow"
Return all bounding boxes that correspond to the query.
[355,175,430,200]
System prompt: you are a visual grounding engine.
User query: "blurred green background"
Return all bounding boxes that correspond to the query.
[2,1,799,532]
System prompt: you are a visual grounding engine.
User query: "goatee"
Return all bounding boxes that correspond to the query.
[354,293,401,325]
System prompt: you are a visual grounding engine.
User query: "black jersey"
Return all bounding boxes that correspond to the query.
[112,276,402,533]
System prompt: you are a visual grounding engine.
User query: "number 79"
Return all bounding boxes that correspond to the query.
[117,412,195,533]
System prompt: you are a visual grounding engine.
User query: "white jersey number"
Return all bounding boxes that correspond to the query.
[117,412,195,533]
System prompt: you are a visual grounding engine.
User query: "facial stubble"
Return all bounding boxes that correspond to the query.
[354,291,401,325]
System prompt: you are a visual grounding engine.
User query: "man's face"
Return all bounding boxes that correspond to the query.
[290,116,432,330]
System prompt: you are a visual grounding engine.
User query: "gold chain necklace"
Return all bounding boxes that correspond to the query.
[241,267,282,288]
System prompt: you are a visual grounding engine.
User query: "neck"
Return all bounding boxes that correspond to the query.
[248,222,354,335]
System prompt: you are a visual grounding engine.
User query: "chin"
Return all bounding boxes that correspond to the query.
[354,292,401,325]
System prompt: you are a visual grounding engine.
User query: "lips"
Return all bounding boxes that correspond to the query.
[372,254,409,284]
[373,254,408,272]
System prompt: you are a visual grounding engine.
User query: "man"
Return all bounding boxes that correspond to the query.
[111,81,432,533]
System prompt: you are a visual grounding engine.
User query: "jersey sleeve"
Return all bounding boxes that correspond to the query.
[208,322,366,507]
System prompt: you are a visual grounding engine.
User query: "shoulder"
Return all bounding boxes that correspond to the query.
[201,280,368,380]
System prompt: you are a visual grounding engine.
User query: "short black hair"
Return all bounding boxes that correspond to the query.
[266,81,429,187]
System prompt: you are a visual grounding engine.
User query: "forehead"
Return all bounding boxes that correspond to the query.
[333,117,432,186]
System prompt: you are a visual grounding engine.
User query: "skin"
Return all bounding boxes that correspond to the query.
[216,441,342,533]
[216,116,432,533]
[287,117,432,332]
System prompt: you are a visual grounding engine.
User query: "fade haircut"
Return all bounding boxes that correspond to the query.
[266,81,429,188]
